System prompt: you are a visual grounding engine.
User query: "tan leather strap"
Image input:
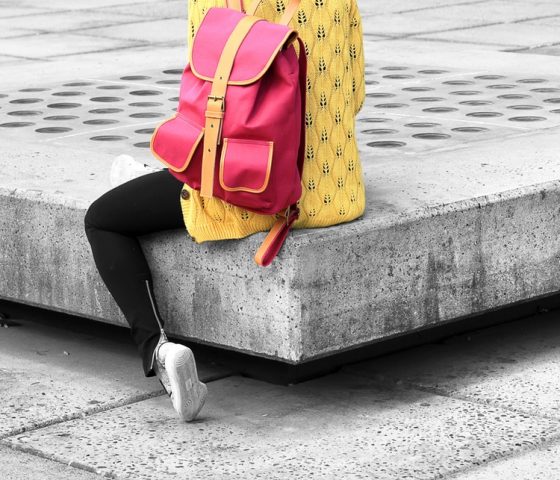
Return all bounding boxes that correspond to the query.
[200,15,263,198]
[246,0,300,25]
[254,207,300,267]
[226,0,244,12]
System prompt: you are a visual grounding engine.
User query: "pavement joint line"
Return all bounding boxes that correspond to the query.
[64,15,188,36]
[405,36,522,48]
[38,42,153,60]
[0,372,234,442]
[80,77,179,91]
[513,13,560,24]
[394,21,506,40]
[0,441,115,479]
[395,0,489,15]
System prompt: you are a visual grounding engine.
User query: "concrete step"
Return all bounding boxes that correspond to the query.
[1,42,560,363]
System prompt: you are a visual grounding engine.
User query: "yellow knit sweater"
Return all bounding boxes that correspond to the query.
[181,0,366,242]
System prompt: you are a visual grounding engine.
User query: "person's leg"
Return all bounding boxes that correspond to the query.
[84,170,183,377]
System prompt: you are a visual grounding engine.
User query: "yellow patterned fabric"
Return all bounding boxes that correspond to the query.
[181,0,366,242]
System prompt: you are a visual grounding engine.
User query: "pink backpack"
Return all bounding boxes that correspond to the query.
[150,0,306,266]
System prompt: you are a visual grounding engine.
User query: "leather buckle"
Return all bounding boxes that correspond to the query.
[208,94,225,111]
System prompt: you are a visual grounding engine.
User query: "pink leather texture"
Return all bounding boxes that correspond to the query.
[150,6,305,216]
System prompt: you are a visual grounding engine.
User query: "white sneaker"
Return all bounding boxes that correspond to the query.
[155,342,208,422]
[109,154,161,188]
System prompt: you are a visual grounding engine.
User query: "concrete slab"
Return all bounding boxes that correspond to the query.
[450,440,560,479]
[0,444,100,480]
[344,310,560,419]
[89,0,188,20]
[415,22,560,48]
[84,18,188,44]
[0,313,229,438]
[0,33,141,59]
[4,374,560,479]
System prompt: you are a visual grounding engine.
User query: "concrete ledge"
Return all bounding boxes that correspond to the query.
[2,45,560,363]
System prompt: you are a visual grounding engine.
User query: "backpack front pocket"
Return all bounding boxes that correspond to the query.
[150,114,204,172]
[219,138,273,193]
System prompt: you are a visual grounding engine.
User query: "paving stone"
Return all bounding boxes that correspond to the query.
[0,11,138,34]
[415,23,560,48]
[0,7,50,18]
[91,0,187,20]
[0,314,230,438]
[4,374,560,479]
[450,440,560,479]
[0,444,100,480]
[344,310,560,419]
[85,18,188,44]
[0,33,140,59]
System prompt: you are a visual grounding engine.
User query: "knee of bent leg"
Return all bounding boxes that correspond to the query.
[84,197,104,233]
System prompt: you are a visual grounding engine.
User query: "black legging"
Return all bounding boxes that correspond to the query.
[84,170,184,377]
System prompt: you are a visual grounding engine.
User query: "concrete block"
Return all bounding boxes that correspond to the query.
[4,374,560,479]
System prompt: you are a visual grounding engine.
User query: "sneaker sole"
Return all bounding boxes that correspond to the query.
[166,347,207,421]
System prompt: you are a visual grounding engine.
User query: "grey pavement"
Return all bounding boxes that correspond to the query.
[2,0,560,479]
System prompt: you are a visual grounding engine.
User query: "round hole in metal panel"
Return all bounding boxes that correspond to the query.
[404,122,441,128]
[411,97,445,102]
[91,96,123,102]
[517,78,547,84]
[507,105,542,110]
[449,90,483,96]
[418,69,448,74]
[497,93,531,100]
[531,88,560,93]
[508,116,546,122]
[120,75,151,80]
[36,127,73,133]
[63,82,94,87]
[89,108,123,114]
[402,86,435,92]
[0,94,8,98]
[19,87,50,92]
[375,103,408,108]
[10,98,42,104]
[168,96,179,102]
[452,126,490,132]
[83,119,119,125]
[44,115,79,121]
[474,75,505,80]
[544,98,560,104]
[383,74,414,79]
[163,69,183,75]
[135,128,155,134]
[487,84,516,89]
[367,140,406,148]
[134,142,151,148]
[130,102,163,107]
[460,100,493,106]
[412,133,451,140]
[366,92,396,98]
[7,110,42,116]
[443,80,475,85]
[359,117,391,123]
[551,109,560,114]
[97,85,127,90]
[47,102,81,109]
[365,80,379,85]
[362,128,398,135]
[0,122,34,127]
[466,111,503,117]
[90,135,128,141]
[130,90,163,96]
[156,79,181,85]
[380,66,408,71]
[129,112,165,118]
[52,91,85,97]
[423,107,458,113]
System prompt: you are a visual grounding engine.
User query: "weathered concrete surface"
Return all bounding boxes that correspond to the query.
[0,445,100,480]
[0,313,231,438]
[2,0,560,363]
[4,372,560,480]
[344,309,560,419]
